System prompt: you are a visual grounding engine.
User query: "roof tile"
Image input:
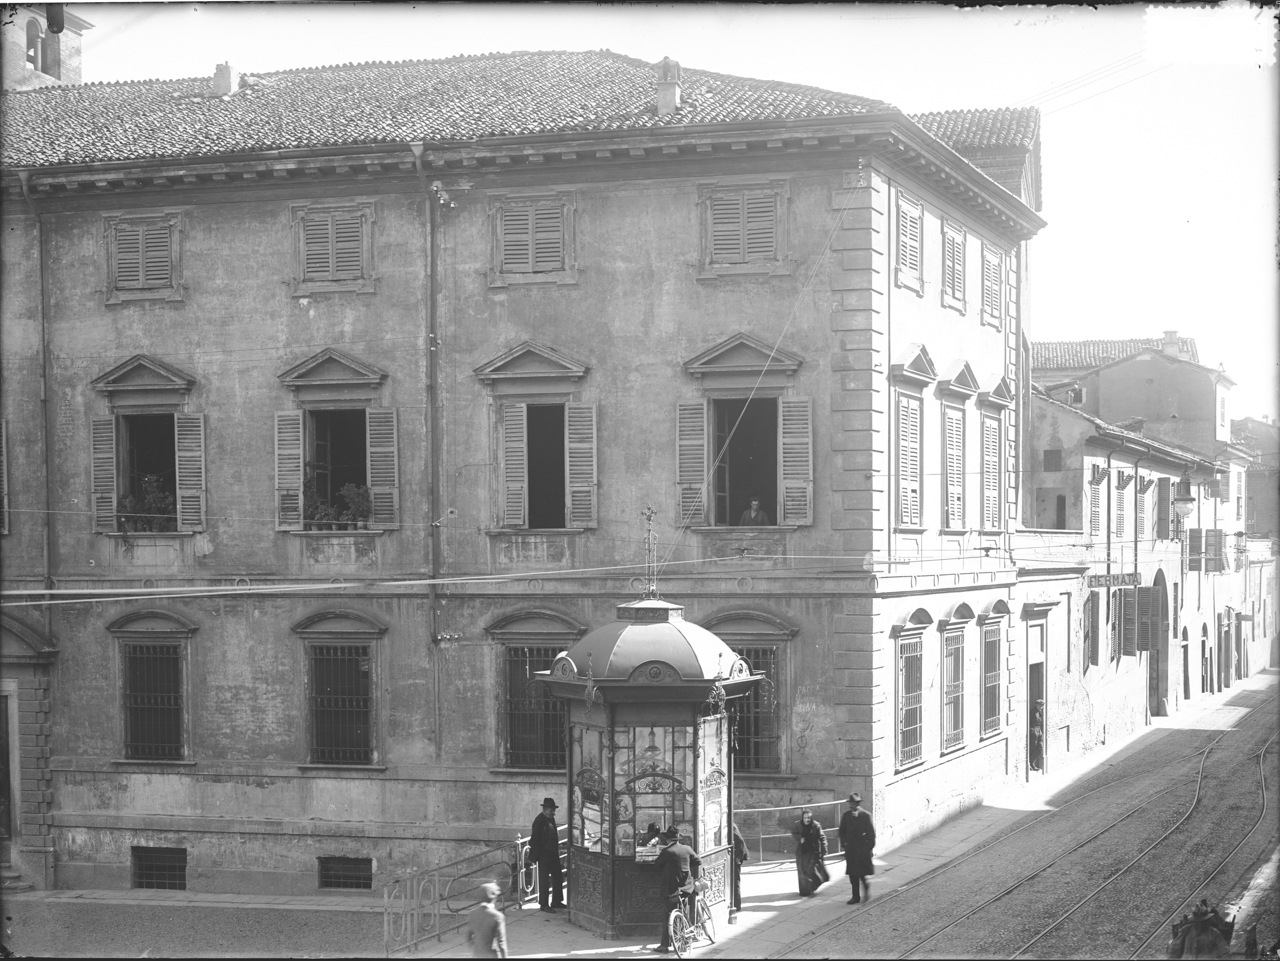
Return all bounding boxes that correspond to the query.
[911,107,1039,151]
[1031,338,1200,371]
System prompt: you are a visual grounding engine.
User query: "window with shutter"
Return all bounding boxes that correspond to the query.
[366,408,399,530]
[0,419,8,535]
[500,205,565,273]
[174,414,206,532]
[898,393,922,527]
[981,244,1003,327]
[1188,528,1203,571]
[1156,477,1171,540]
[1089,481,1101,537]
[981,623,1002,735]
[896,194,924,292]
[1115,481,1126,538]
[944,406,965,529]
[942,630,965,749]
[778,397,813,526]
[982,414,1001,530]
[1136,487,1146,539]
[677,400,708,527]
[942,222,966,312]
[1205,528,1225,573]
[1087,590,1100,667]
[104,213,182,304]
[698,183,789,278]
[565,403,598,529]
[290,202,375,295]
[275,411,304,531]
[502,404,528,529]
[1122,589,1138,656]
[497,403,598,530]
[1136,585,1156,652]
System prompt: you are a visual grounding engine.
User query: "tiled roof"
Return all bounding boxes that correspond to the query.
[1,49,895,168]
[911,107,1039,151]
[1031,338,1199,370]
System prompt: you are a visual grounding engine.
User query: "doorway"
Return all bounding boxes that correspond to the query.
[1181,629,1191,702]
[1028,661,1045,777]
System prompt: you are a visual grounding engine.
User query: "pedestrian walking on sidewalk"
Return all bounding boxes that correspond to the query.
[655,826,701,953]
[466,881,508,958]
[731,821,749,911]
[791,809,829,897]
[530,797,565,913]
[838,793,876,905]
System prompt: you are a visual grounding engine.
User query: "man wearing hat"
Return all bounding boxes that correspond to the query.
[530,797,565,913]
[838,792,876,905]
[466,880,507,958]
[655,826,701,953]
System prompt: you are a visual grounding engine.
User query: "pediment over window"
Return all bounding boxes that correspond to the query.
[892,606,935,637]
[700,610,798,643]
[292,609,387,638]
[485,608,587,642]
[937,361,980,399]
[474,341,589,396]
[683,333,802,394]
[92,355,196,409]
[278,348,387,405]
[1,614,58,664]
[979,376,1015,409]
[106,609,198,639]
[891,344,937,387]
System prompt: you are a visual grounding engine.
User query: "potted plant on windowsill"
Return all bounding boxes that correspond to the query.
[339,483,374,530]
[117,474,178,533]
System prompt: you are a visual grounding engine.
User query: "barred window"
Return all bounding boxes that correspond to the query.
[309,645,372,765]
[318,856,373,890]
[981,624,1002,735]
[729,646,781,773]
[132,847,186,890]
[504,646,566,769]
[898,637,923,767]
[123,643,183,760]
[942,631,965,750]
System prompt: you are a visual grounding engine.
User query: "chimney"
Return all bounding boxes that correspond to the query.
[1163,330,1180,357]
[656,57,681,117]
[213,63,238,97]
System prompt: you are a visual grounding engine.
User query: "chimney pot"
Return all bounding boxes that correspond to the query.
[656,57,681,117]
[1163,329,1180,357]
[213,63,238,96]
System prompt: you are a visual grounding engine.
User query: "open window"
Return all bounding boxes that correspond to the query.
[90,356,203,533]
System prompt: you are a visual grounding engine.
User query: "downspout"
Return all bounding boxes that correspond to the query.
[1131,450,1146,725]
[1104,445,1117,634]
[18,170,55,645]
[411,142,444,758]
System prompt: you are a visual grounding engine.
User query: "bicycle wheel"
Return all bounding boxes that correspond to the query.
[669,908,694,958]
[695,895,716,944]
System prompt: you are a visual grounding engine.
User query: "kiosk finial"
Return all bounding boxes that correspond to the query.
[642,505,660,599]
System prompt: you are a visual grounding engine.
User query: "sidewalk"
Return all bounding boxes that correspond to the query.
[412,669,1277,958]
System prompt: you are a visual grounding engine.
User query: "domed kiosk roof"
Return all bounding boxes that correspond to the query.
[541,597,759,703]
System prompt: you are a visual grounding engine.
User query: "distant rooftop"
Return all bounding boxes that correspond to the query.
[912,107,1039,150]
[1031,337,1199,371]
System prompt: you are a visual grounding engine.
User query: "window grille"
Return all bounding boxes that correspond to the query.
[309,645,372,765]
[898,638,923,767]
[318,856,373,889]
[504,646,566,769]
[123,643,183,760]
[729,646,781,772]
[981,625,1002,735]
[943,631,964,749]
[132,847,187,890]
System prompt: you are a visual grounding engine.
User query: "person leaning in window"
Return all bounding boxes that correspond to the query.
[738,497,770,526]
[791,808,829,897]
[530,797,565,913]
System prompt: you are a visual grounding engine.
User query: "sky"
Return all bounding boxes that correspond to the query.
[67,1,1280,420]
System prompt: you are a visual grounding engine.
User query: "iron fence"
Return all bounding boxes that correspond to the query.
[731,798,849,866]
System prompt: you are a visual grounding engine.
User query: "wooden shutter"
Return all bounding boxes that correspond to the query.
[943,226,964,300]
[142,222,172,287]
[1115,485,1125,538]
[1090,482,1101,536]
[114,223,143,288]
[1205,528,1224,573]
[779,396,813,526]
[744,195,776,262]
[174,413,206,532]
[332,213,364,279]
[711,196,744,264]
[898,196,922,278]
[274,411,304,531]
[944,407,964,528]
[366,408,399,529]
[1087,590,1100,667]
[1136,487,1146,539]
[1122,589,1138,656]
[1136,586,1155,652]
[500,207,533,273]
[1156,477,1171,540]
[302,215,333,281]
[91,416,118,532]
[982,414,1000,530]
[502,403,528,528]
[0,419,8,535]
[676,399,708,526]
[532,206,564,272]
[1188,528,1203,571]
[982,246,1002,321]
[565,403,597,529]
[898,393,921,527]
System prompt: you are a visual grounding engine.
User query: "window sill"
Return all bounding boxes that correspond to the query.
[941,528,969,535]
[981,312,1002,329]
[894,759,925,775]
[110,759,196,766]
[291,278,377,296]
[940,742,966,757]
[489,767,567,776]
[696,261,793,282]
[732,771,796,782]
[297,764,387,772]
[484,528,586,536]
[288,529,387,537]
[979,729,1004,743]
[894,269,923,295]
[489,268,580,288]
[942,293,966,314]
[103,531,194,538]
[894,526,927,535]
[690,526,798,533]
[106,285,185,305]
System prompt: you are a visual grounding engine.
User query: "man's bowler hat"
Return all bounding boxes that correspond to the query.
[541,797,558,809]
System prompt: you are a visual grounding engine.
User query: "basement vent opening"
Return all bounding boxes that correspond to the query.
[132,846,188,890]
[318,856,373,889]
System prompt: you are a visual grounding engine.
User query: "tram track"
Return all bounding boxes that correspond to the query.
[775,687,1278,960]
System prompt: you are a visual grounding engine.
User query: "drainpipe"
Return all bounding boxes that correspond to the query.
[1104,445,1117,629]
[1132,451,1146,579]
[411,142,444,758]
[18,170,55,646]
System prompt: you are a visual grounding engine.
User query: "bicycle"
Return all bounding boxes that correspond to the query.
[666,887,715,958]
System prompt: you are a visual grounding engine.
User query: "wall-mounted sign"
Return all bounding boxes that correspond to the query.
[1087,572,1143,588]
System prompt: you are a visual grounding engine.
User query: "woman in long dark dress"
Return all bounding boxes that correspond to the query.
[791,809,829,896]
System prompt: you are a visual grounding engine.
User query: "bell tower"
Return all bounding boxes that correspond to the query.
[3,4,94,92]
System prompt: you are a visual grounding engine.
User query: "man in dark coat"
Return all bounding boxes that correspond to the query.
[655,826,700,953]
[838,793,876,905]
[731,821,749,912]
[529,797,564,913]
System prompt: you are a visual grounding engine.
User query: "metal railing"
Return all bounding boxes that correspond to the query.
[733,798,850,866]
[382,823,568,956]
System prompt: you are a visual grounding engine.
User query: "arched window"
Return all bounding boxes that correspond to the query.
[107,611,198,761]
[25,20,43,71]
[893,608,934,769]
[292,610,386,767]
